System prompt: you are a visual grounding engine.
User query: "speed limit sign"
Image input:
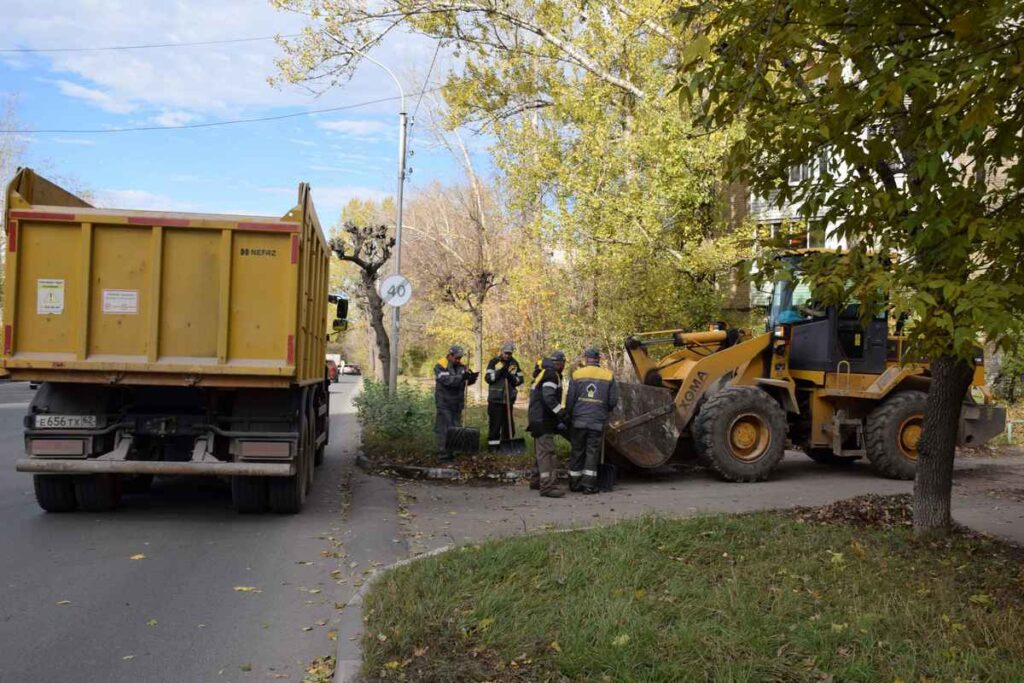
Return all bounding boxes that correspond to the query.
[379,274,412,307]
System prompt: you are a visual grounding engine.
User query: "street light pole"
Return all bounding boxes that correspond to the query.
[351,48,407,396]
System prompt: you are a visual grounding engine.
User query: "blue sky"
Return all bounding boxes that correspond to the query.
[0,0,488,228]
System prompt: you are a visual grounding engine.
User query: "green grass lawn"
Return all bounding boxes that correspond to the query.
[361,501,1024,682]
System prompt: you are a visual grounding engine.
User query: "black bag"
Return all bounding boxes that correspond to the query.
[445,427,480,454]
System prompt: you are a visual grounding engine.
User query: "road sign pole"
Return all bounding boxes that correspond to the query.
[388,110,408,396]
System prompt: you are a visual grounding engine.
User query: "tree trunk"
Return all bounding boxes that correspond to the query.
[473,308,484,402]
[913,354,973,535]
[361,272,391,387]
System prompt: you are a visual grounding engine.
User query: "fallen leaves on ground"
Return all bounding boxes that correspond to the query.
[56,600,71,606]
[303,656,335,683]
[129,554,146,561]
[792,494,914,529]
[233,586,260,593]
[146,619,158,627]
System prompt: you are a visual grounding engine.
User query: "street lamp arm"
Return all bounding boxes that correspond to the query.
[349,46,406,113]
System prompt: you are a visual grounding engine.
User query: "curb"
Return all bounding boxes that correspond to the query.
[333,544,453,683]
[354,453,533,483]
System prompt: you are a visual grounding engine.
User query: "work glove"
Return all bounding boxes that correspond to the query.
[465,370,479,385]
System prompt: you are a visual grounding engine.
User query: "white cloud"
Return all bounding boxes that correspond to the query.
[287,137,316,147]
[4,0,439,118]
[316,118,391,139]
[151,110,198,127]
[54,80,136,114]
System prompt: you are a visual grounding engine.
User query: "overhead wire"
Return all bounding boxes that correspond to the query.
[0,89,444,134]
[0,35,300,53]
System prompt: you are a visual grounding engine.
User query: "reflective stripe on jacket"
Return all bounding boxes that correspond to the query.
[527,360,564,437]
[484,355,524,404]
[434,357,469,412]
[565,364,619,431]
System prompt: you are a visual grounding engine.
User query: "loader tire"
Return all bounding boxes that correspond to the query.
[33,475,77,512]
[74,474,120,511]
[232,476,268,513]
[865,391,926,481]
[693,386,787,482]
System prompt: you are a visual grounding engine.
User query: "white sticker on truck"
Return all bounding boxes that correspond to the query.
[37,279,65,315]
[102,289,139,314]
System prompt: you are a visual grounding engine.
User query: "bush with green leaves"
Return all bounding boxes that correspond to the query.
[354,380,435,441]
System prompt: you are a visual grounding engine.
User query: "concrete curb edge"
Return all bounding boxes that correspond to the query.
[333,544,453,683]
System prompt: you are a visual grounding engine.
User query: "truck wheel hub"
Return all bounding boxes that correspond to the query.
[728,414,769,461]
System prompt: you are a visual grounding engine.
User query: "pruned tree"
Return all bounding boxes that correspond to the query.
[680,0,1024,534]
[329,222,395,385]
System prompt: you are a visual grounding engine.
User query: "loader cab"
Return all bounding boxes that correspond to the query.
[768,258,888,375]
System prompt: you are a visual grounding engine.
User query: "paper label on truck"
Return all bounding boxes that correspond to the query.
[102,289,139,315]
[36,279,65,315]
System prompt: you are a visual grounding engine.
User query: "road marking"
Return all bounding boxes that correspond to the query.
[0,402,29,409]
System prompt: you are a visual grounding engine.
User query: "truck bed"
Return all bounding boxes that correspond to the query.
[3,169,330,388]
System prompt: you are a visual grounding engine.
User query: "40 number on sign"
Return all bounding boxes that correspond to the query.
[379,274,412,307]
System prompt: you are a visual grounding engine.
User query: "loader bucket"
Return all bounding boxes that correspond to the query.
[605,383,679,468]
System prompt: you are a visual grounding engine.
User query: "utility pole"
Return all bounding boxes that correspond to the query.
[388,111,407,396]
[351,47,407,396]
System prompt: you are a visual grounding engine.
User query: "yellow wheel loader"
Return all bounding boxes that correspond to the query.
[607,255,1006,482]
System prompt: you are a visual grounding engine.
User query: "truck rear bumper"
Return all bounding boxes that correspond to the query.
[16,458,294,477]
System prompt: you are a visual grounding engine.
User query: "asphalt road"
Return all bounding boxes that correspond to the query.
[0,378,362,683]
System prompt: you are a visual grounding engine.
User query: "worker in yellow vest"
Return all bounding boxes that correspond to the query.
[565,346,619,493]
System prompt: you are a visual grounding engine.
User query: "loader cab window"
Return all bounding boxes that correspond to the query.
[769,274,825,326]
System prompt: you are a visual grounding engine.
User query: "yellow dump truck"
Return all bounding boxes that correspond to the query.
[4,169,345,514]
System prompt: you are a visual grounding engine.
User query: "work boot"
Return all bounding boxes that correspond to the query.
[581,487,598,495]
[540,488,565,498]
[529,479,540,490]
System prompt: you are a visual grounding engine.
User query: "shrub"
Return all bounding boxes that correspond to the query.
[354,379,435,440]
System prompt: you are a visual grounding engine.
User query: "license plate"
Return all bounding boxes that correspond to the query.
[35,415,98,429]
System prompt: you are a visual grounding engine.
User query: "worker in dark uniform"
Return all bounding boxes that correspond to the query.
[433,345,478,463]
[484,342,524,451]
[527,350,567,498]
[565,346,619,493]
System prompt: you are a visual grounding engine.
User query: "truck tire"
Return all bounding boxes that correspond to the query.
[33,475,77,512]
[268,461,306,514]
[231,476,268,513]
[74,475,120,511]
[865,391,926,480]
[692,386,788,482]
[269,409,308,514]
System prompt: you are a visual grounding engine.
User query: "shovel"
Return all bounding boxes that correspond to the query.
[496,378,527,455]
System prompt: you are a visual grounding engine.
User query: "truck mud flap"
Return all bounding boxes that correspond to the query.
[605,383,679,468]
[958,404,1007,447]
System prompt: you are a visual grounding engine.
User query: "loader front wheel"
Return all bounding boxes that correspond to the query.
[865,391,926,480]
[693,386,787,482]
